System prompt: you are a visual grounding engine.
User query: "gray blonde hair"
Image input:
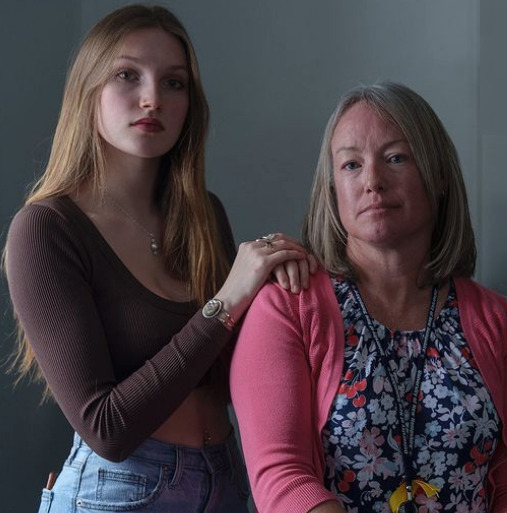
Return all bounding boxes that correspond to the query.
[302,81,476,283]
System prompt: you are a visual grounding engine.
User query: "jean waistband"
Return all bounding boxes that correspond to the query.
[71,431,240,474]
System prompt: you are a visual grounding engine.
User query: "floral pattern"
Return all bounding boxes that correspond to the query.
[322,279,500,513]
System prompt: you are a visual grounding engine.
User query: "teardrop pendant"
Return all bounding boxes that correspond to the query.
[150,237,159,255]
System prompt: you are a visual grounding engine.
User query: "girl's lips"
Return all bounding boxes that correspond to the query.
[131,118,164,132]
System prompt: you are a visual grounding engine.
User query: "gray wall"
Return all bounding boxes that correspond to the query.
[0,3,80,513]
[479,1,507,291]
[1,1,504,512]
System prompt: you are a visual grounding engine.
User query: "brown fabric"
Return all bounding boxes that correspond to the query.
[6,194,236,462]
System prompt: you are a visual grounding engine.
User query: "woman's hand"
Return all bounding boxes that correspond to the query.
[215,233,315,322]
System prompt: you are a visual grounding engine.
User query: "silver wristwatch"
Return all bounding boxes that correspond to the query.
[202,298,235,331]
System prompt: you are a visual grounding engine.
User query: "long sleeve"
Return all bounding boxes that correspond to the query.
[230,271,342,512]
[6,200,235,462]
[454,278,507,512]
[489,439,507,513]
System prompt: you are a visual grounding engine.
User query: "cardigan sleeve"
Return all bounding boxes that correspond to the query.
[488,332,507,513]
[6,203,234,462]
[230,277,337,513]
[455,278,507,512]
[489,439,507,513]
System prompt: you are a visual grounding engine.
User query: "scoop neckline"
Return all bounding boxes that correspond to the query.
[57,195,198,313]
[332,276,453,335]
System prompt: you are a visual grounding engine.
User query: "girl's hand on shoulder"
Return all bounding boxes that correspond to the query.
[271,239,318,293]
[215,233,316,321]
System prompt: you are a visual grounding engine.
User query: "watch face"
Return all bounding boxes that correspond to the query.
[202,299,222,318]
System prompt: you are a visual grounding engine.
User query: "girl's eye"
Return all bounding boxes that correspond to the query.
[163,78,186,90]
[343,161,360,171]
[115,70,136,81]
[388,154,406,164]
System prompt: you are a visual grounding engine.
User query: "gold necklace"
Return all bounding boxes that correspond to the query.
[106,193,161,256]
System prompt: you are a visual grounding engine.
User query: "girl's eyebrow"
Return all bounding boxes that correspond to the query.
[115,55,187,72]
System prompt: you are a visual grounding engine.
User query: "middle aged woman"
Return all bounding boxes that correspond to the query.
[231,82,507,513]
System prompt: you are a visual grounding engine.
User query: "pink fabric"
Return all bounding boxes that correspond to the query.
[230,269,507,513]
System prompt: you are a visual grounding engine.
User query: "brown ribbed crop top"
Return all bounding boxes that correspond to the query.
[6,194,236,462]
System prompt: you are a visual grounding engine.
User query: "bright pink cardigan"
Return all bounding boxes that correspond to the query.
[230,269,507,513]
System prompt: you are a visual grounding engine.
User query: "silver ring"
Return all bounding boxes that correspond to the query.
[255,236,275,250]
[262,233,276,250]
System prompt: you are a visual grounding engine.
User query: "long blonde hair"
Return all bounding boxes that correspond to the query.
[303,81,476,283]
[10,5,231,389]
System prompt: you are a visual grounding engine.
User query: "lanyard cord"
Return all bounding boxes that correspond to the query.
[351,284,439,484]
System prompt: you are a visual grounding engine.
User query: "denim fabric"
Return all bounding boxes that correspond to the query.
[37,431,249,512]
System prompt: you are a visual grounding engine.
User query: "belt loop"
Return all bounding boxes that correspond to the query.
[168,445,184,488]
[66,432,83,466]
[201,446,216,475]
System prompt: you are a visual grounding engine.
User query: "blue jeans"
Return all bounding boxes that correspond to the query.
[37,431,249,512]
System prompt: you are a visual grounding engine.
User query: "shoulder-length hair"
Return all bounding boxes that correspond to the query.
[11,5,231,390]
[302,81,476,283]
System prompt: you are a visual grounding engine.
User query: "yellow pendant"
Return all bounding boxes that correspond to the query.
[389,479,440,513]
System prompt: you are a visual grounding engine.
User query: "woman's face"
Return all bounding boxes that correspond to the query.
[331,102,433,253]
[97,27,189,163]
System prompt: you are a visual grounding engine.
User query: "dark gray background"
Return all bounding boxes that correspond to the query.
[1,1,506,512]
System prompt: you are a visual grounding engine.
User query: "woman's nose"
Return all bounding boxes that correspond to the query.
[364,161,385,192]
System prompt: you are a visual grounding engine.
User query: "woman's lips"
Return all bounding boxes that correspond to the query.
[359,203,397,215]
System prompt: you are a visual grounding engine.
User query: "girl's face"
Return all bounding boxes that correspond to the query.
[97,27,189,163]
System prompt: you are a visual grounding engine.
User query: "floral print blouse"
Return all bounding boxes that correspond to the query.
[322,279,500,513]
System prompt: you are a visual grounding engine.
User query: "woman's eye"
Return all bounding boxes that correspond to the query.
[388,154,406,164]
[343,161,360,171]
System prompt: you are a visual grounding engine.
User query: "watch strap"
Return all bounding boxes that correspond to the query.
[202,298,235,331]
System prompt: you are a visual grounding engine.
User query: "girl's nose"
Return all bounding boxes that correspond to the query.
[139,82,161,111]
